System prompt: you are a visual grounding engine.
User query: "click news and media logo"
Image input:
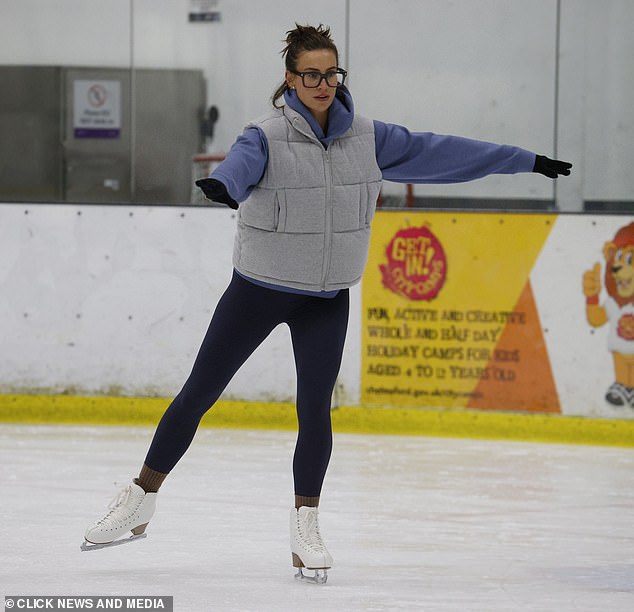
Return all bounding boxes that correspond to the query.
[4,596,173,611]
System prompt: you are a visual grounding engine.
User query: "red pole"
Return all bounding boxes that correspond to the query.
[406,184,414,208]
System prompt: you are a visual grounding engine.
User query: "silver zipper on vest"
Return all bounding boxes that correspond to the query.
[291,114,335,290]
[321,149,333,290]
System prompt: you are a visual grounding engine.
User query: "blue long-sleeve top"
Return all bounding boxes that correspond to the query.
[211,85,536,203]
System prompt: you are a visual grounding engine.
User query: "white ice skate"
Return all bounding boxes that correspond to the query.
[290,506,333,584]
[81,481,157,551]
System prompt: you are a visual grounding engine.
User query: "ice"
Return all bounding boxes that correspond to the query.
[1,423,634,611]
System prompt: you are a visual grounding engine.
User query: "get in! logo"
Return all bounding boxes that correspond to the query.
[379,224,447,301]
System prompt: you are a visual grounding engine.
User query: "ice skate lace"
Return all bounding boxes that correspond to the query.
[95,484,137,527]
[298,510,325,552]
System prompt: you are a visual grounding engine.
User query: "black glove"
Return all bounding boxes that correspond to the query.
[532,155,572,178]
[195,178,239,210]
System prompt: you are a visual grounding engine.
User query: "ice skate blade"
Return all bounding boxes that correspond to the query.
[294,568,328,584]
[80,533,147,552]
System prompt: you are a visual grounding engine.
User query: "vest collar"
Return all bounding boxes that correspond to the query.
[282,105,321,144]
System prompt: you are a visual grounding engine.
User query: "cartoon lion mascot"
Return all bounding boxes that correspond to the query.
[583,221,634,408]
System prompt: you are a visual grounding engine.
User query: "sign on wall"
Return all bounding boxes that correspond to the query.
[362,211,560,413]
[188,0,221,22]
[73,80,121,139]
[362,211,634,417]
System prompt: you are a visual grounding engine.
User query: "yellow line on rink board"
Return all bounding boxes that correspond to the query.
[1,394,634,447]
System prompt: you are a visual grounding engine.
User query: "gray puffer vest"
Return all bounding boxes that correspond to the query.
[232,105,383,291]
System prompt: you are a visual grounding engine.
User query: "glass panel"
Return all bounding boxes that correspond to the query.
[0,0,132,203]
[579,1,634,212]
[0,0,631,211]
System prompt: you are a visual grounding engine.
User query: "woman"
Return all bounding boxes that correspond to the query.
[83,24,571,583]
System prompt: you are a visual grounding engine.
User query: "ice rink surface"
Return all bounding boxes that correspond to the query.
[2,423,634,612]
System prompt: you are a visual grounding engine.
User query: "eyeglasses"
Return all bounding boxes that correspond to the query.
[290,68,347,88]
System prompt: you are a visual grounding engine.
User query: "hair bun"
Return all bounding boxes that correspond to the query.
[285,23,332,45]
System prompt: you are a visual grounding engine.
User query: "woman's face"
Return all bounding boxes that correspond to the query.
[286,49,339,124]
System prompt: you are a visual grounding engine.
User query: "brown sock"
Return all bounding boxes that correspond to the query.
[295,495,320,509]
[135,464,168,493]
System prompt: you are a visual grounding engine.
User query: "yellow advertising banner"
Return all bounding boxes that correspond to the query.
[362,210,560,413]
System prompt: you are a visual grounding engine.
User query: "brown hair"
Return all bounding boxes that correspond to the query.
[272,23,339,108]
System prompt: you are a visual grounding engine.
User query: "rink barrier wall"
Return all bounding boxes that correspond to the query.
[1,394,634,448]
[3,204,633,418]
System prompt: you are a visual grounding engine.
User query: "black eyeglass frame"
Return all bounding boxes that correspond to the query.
[289,68,347,88]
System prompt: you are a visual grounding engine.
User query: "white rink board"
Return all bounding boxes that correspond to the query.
[532,214,634,418]
[0,202,632,419]
[0,203,353,402]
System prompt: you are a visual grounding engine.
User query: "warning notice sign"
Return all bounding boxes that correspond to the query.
[73,80,121,139]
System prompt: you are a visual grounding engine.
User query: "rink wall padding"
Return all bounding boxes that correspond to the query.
[361,211,634,418]
[1,203,634,430]
[1,394,634,448]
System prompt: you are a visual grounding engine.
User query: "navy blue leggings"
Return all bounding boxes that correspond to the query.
[144,271,349,497]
